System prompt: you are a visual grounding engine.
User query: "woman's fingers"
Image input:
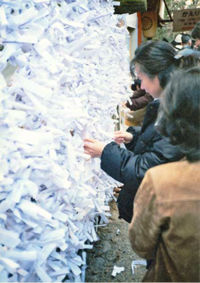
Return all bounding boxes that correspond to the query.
[113,187,122,197]
[83,138,96,143]
[114,131,126,137]
[114,131,133,144]
[114,131,126,143]
[83,138,105,158]
[113,187,122,193]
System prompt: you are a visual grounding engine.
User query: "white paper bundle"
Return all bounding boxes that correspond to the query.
[0,0,131,281]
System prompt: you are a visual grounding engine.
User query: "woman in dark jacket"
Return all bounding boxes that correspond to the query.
[84,41,195,223]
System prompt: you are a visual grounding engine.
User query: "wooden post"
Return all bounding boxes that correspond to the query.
[137,12,142,45]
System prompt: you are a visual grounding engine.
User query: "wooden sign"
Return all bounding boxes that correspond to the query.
[142,12,157,38]
[173,8,200,32]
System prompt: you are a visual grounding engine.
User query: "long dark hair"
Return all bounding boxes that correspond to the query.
[132,40,200,89]
[132,41,176,88]
[157,67,200,162]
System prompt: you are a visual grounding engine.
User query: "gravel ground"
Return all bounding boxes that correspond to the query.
[85,200,146,282]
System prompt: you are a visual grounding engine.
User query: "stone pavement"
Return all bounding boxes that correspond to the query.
[85,200,146,282]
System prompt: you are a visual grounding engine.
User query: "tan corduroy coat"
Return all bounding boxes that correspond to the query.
[129,160,200,282]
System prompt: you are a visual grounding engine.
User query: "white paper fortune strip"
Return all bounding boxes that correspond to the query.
[0,0,131,281]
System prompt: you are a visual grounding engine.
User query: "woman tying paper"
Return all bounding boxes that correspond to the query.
[84,41,200,223]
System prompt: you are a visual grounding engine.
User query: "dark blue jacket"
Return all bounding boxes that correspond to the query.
[101,100,184,222]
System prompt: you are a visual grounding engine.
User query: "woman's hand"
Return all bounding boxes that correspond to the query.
[114,131,133,144]
[113,187,122,197]
[83,138,106,158]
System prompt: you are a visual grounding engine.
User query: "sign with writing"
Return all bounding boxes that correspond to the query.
[173,8,200,32]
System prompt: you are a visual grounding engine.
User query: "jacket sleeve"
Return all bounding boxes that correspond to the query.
[100,137,182,187]
[128,170,162,259]
[125,126,141,152]
[126,93,153,111]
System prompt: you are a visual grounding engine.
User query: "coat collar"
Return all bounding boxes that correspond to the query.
[142,99,160,130]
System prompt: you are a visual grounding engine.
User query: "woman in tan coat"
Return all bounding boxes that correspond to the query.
[129,67,200,282]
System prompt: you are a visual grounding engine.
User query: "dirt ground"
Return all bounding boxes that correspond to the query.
[85,200,146,282]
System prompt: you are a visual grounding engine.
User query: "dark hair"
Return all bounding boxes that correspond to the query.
[132,41,200,89]
[131,79,141,91]
[157,67,200,162]
[181,33,191,44]
[132,41,176,89]
[191,21,200,39]
[130,63,135,78]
